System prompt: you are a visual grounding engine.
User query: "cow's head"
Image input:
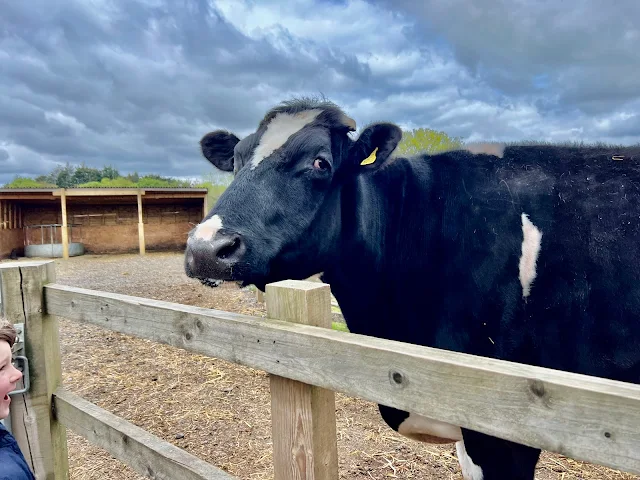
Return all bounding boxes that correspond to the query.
[185,98,402,290]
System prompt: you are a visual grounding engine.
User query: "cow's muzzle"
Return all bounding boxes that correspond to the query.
[185,230,246,285]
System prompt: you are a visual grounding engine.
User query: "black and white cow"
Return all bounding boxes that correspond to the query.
[185,97,640,479]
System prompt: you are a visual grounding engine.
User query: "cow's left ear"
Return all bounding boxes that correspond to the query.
[200,130,241,172]
[346,123,402,172]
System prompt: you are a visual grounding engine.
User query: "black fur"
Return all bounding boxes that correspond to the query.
[200,130,240,172]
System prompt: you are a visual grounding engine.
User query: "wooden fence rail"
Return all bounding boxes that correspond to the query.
[1,260,640,479]
[53,387,233,480]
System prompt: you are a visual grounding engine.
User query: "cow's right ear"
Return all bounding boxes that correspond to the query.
[200,130,240,172]
[346,123,402,173]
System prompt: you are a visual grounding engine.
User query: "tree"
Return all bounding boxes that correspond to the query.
[35,174,57,185]
[101,165,120,180]
[395,128,463,157]
[5,160,232,193]
[55,163,75,188]
[72,164,102,185]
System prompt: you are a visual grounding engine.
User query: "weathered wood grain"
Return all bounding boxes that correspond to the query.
[53,387,234,480]
[1,261,69,480]
[52,188,145,197]
[137,189,145,255]
[44,282,640,475]
[267,280,338,480]
[60,189,69,259]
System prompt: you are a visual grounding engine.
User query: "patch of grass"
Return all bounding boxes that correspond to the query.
[331,321,349,332]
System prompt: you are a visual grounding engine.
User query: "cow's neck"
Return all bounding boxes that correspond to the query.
[322,158,449,344]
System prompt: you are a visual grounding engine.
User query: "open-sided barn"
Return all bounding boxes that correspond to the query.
[0,187,207,259]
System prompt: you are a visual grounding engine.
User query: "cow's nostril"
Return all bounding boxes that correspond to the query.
[185,232,245,281]
[212,233,245,262]
[217,236,240,259]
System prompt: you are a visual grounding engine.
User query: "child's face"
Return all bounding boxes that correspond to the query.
[0,340,22,420]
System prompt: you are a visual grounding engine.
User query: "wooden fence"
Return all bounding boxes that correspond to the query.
[1,260,639,479]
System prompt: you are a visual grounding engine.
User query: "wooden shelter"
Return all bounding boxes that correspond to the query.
[0,188,208,259]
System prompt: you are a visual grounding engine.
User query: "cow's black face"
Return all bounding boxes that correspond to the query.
[185,99,402,290]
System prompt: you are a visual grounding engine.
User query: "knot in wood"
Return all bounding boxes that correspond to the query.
[529,379,546,398]
[389,369,407,389]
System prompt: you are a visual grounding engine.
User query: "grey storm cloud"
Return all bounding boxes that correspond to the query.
[0,0,377,185]
[382,0,640,113]
[0,0,639,186]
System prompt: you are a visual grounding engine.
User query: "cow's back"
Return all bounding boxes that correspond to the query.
[329,145,640,385]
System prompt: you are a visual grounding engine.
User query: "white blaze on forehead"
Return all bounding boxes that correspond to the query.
[463,142,506,158]
[456,441,484,480]
[194,214,223,241]
[250,109,322,169]
[397,413,462,444]
[519,213,543,298]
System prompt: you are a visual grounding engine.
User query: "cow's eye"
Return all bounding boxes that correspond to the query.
[313,158,331,171]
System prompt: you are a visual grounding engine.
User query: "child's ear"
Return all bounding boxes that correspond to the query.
[200,130,241,172]
[346,123,402,173]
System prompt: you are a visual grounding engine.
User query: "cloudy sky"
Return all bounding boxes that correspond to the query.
[1,0,639,186]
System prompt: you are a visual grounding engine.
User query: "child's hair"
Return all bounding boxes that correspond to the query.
[0,319,18,347]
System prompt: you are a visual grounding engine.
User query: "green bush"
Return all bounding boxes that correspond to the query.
[396,128,463,156]
[3,177,52,188]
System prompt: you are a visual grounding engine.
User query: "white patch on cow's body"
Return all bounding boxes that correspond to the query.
[464,142,506,158]
[519,213,543,298]
[194,214,223,241]
[397,413,462,444]
[456,440,484,480]
[250,109,322,169]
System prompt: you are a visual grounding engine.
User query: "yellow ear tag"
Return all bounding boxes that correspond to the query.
[360,147,378,166]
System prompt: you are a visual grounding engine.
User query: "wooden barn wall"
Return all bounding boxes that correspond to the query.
[21,201,202,254]
[0,229,23,258]
[0,200,25,258]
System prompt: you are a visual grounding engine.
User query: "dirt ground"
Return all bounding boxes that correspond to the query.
[4,251,637,479]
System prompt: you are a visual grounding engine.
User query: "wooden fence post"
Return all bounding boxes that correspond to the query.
[137,189,146,255]
[266,280,339,480]
[0,260,69,479]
